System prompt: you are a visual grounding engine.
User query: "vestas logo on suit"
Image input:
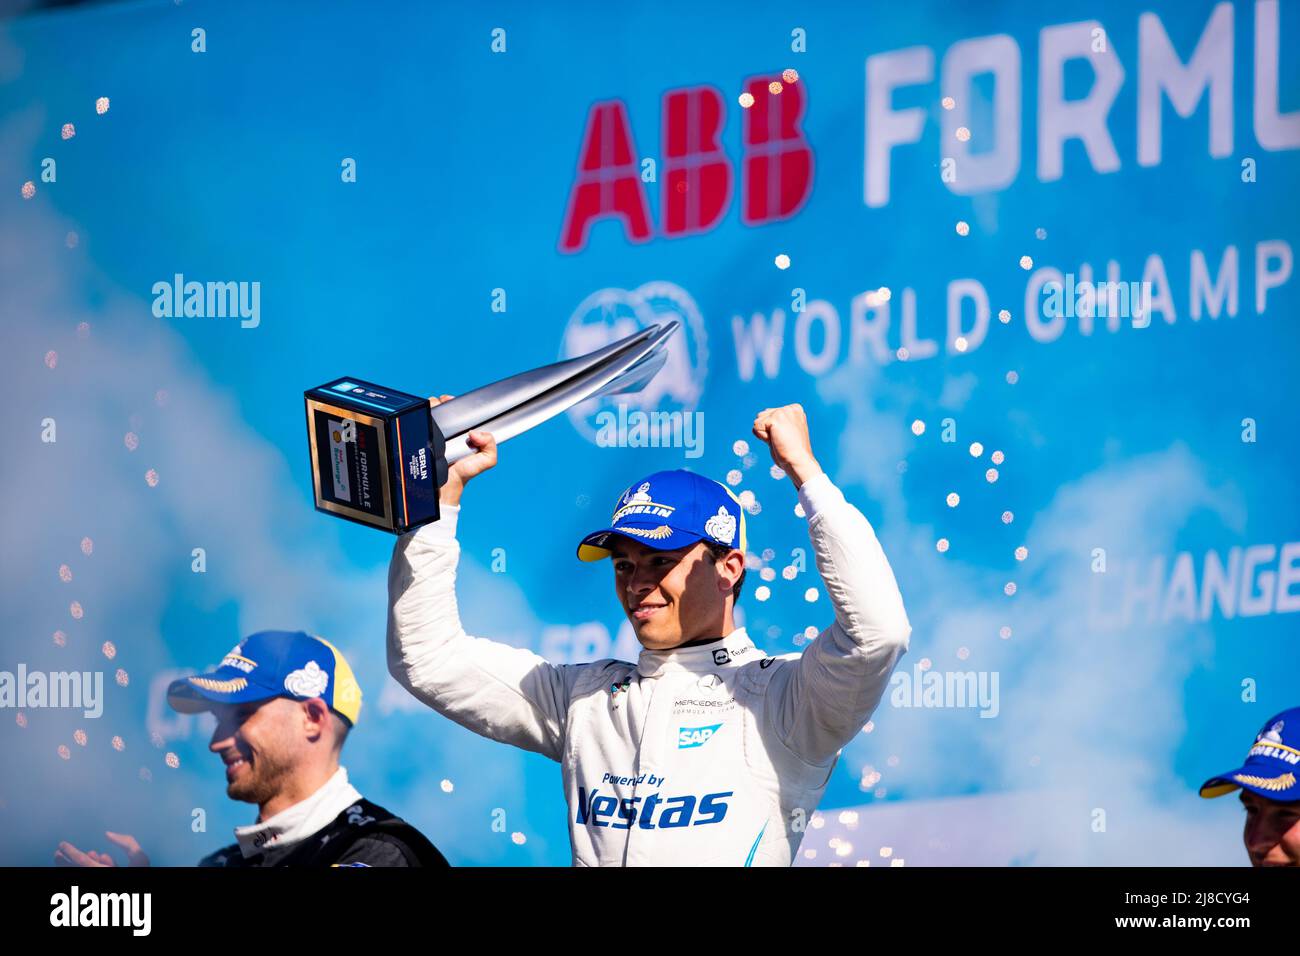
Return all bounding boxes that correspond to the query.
[575,787,732,829]
[557,74,813,253]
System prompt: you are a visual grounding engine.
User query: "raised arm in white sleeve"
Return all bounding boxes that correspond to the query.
[386,504,586,762]
[766,472,912,766]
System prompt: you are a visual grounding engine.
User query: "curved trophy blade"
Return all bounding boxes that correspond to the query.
[590,344,668,399]
[430,324,661,439]
[441,320,679,463]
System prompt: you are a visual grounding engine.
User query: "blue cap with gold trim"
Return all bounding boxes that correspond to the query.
[576,469,747,562]
[166,630,362,726]
[1200,706,1300,802]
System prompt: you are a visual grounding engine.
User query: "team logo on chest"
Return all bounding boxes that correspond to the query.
[678,722,723,749]
[672,672,735,718]
[609,678,632,711]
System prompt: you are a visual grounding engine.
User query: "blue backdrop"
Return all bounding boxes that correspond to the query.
[1,0,1297,865]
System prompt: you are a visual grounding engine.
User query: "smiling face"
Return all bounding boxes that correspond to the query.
[1240,790,1300,866]
[209,698,299,806]
[610,538,744,650]
[208,696,337,809]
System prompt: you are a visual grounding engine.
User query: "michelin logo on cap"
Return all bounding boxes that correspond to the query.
[611,481,676,523]
[219,649,257,674]
[284,661,330,698]
[704,507,737,546]
[1249,720,1298,764]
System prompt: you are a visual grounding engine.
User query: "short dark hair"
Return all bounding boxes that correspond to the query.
[703,540,746,603]
[331,712,351,752]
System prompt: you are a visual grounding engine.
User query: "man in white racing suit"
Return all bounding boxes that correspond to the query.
[388,401,911,865]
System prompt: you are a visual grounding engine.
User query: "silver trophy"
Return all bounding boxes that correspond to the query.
[304,321,679,533]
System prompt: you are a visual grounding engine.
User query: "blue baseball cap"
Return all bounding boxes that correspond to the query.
[167,630,363,726]
[576,469,748,562]
[1200,706,1300,802]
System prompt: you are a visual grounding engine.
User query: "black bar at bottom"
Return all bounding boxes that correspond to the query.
[0,865,1289,940]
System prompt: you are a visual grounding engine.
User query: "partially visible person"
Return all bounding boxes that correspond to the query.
[56,630,447,867]
[1200,705,1300,867]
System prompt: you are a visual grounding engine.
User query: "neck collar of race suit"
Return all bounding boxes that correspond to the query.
[636,627,761,678]
[233,766,362,861]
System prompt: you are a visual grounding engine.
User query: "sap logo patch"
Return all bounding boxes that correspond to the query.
[678,723,722,749]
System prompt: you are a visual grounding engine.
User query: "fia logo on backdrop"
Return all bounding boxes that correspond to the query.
[560,281,708,446]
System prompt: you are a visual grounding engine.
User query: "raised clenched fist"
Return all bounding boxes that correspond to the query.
[752,404,822,489]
